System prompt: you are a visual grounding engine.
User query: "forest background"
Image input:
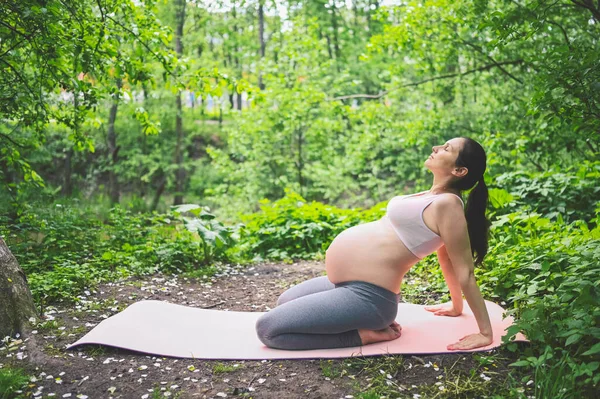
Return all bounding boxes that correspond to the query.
[0,0,599,398]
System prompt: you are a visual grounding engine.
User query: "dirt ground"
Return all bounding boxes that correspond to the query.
[2,260,527,399]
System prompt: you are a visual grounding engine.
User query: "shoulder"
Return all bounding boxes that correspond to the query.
[434,193,464,212]
[432,194,467,229]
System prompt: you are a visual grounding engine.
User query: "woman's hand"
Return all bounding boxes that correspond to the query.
[447,333,493,350]
[424,302,462,317]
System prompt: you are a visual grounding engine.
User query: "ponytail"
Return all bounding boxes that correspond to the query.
[450,138,490,265]
[465,178,490,265]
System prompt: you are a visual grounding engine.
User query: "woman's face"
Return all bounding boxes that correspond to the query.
[424,137,465,172]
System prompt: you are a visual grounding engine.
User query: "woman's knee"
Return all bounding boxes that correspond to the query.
[276,291,292,307]
[255,313,276,346]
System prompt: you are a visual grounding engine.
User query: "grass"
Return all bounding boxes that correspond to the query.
[212,362,240,374]
[82,345,107,357]
[150,384,182,398]
[319,359,343,378]
[43,343,65,357]
[341,352,533,399]
[180,266,219,280]
[529,350,577,399]
[36,319,62,334]
[70,326,87,335]
[0,367,29,399]
[416,367,527,399]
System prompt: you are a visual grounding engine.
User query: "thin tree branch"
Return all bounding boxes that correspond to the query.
[105,15,175,76]
[459,40,524,84]
[57,0,86,39]
[328,60,524,101]
[0,58,38,99]
[0,122,26,148]
[0,133,26,148]
[0,20,36,41]
[92,0,106,56]
[546,20,572,49]
[0,38,26,59]
[571,0,600,21]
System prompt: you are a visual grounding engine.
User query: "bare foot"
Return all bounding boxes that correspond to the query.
[358,322,402,346]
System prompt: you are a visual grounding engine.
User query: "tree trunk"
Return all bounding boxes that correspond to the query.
[173,0,186,206]
[325,33,333,60]
[140,82,149,198]
[232,2,243,110]
[150,174,166,212]
[258,0,266,90]
[62,148,73,196]
[367,0,380,36]
[331,6,341,60]
[0,237,38,338]
[174,91,185,205]
[107,77,122,204]
[295,128,305,196]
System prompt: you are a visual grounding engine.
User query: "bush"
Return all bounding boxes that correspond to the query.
[2,203,238,304]
[0,367,29,399]
[237,188,385,261]
[482,210,600,397]
[494,161,600,223]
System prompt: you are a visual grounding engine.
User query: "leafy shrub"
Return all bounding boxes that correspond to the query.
[0,367,29,399]
[3,203,238,304]
[172,204,239,266]
[237,188,385,261]
[6,203,100,274]
[494,161,600,223]
[481,210,600,396]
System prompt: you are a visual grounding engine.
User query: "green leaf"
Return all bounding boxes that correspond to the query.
[565,334,582,346]
[509,360,530,367]
[582,343,600,356]
[172,204,202,215]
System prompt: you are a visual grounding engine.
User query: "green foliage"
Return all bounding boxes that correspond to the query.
[495,161,600,223]
[237,189,380,262]
[172,204,238,265]
[0,367,29,399]
[478,210,600,395]
[3,202,238,304]
[509,347,586,399]
[211,362,238,374]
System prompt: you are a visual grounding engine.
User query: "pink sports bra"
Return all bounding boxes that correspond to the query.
[385,191,464,259]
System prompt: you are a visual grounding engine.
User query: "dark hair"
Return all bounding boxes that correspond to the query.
[449,137,490,265]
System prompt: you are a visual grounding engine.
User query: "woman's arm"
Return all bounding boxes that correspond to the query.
[424,246,464,316]
[438,245,464,313]
[434,196,493,350]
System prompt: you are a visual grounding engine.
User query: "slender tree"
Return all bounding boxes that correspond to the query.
[173,0,187,205]
[107,77,123,204]
[258,0,266,90]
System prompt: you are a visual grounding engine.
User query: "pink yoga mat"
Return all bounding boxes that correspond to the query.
[67,300,527,359]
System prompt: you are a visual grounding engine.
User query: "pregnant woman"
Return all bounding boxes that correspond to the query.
[256,137,493,351]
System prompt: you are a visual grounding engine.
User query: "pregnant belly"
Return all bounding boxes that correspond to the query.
[325,218,417,291]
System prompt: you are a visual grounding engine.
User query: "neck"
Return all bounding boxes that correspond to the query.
[429,177,461,196]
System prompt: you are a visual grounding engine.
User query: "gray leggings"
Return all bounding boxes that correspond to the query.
[255,276,400,350]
